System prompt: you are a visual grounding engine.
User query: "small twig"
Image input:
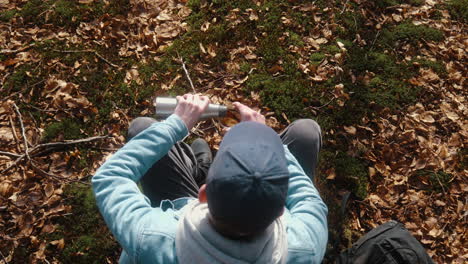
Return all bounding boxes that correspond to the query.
[8,115,20,153]
[0,249,9,264]
[37,3,55,19]
[93,51,120,68]
[0,72,11,88]
[1,156,25,174]
[12,103,30,161]
[90,147,120,152]
[52,49,119,68]
[0,151,21,158]
[340,0,350,14]
[309,97,336,111]
[178,56,196,93]
[52,49,93,53]
[434,173,446,195]
[369,30,381,52]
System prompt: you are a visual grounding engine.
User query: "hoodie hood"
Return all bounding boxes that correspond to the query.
[175,200,288,264]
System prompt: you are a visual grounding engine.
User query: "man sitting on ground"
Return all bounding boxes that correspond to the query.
[92,93,328,263]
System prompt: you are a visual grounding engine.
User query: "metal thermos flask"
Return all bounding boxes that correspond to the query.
[154,97,228,119]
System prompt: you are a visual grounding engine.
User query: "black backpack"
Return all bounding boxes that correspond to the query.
[336,220,434,264]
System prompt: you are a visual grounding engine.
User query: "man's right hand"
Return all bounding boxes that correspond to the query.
[174,94,210,130]
[233,102,266,125]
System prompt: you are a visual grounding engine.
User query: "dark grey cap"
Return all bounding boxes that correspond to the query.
[206,122,289,234]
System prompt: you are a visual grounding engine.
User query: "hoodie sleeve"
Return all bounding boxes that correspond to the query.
[92,114,188,259]
[284,146,328,262]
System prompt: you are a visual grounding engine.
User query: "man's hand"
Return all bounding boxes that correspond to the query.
[233,102,266,125]
[174,94,210,130]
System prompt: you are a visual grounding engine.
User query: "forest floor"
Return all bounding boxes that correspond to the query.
[0,0,466,263]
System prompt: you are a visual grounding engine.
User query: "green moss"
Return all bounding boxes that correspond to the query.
[338,40,422,118]
[19,0,130,27]
[258,35,286,65]
[416,170,453,193]
[54,0,82,26]
[19,0,49,23]
[341,223,363,248]
[430,9,444,20]
[239,62,251,73]
[347,49,409,77]
[42,183,119,263]
[367,52,400,74]
[345,49,421,111]
[287,31,305,47]
[43,119,83,142]
[323,44,341,54]
[92,0,131,17]
[381,21,444,46]
[36,40,94,67]
[1,65,43,98]
[3,66,31,93]
[367,78,419,108]
[412,58,447,75]
[334,152,369,199]
[337,39,354,49]
[309,52,326,65]
[336,11,365,39]
[0,9,16,22]
[246,74,311,119]
[447,0,468,22]
[371,0,424,8]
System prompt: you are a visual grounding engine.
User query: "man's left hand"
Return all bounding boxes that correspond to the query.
[174,94,210,130]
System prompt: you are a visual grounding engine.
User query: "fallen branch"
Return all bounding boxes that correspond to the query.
[0,151,21,158]
[0,43,35,55]
[12,103,30,161]
[178,56,196,93]
[1,135,109,174]
[37,135,109,149]
[52,49,120,68]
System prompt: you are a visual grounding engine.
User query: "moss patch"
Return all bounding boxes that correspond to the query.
[415,170,454,193]
[446,0,468,22]
[0,9,16,22]
[412,58,447,75]
[42,118,84,142]
[380,22,444,46]
[246,74,312,118]
[42,183,119,263]
[371,0,424,9]
[334,152,369,200]
[19,0,130,28]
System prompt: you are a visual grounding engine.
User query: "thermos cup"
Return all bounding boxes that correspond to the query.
[154,97,228,119]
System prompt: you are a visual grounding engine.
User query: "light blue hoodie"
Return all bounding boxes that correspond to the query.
[92,114,328,263]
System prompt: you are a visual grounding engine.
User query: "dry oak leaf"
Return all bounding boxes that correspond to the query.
[50,238,65,250]
[344,126,357,135]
